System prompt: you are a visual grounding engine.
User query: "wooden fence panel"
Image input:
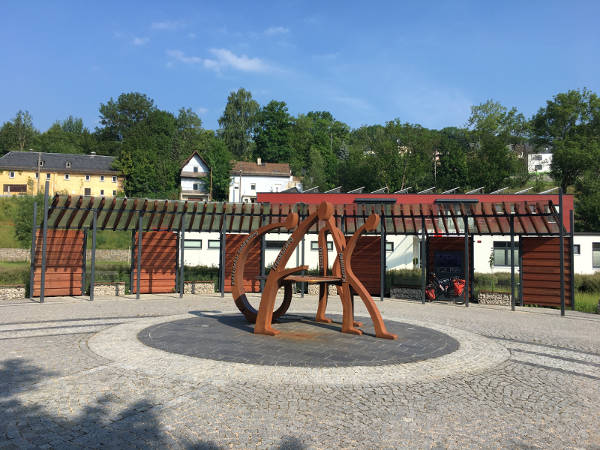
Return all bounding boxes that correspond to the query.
[132,231,177,294]
[348,235,381,296]
[224,234,261,293]
[521,237,571,307]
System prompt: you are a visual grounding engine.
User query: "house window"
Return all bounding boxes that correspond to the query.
[84,188,91,196]
[534,154,543,160]
[112,176,117,183]
[9,171,14,178]
[385,242,394,252]
[573,244,580,255]
[593,243,600,268]
[208,240,220,249]
[493,241,519,267]
[250,183,256,191]
[39,160,44,167]
[85,175,90,181]
[64,173,70,180]
[46,173,50,179]
[65,161,71,168]
[100,189,104,196]
[266,240,286,250]
[535,164,543,171]
[193,166,198,173]
[112,190,117,196]
[193,183,200,190]
[184,239,202,249]
[100,175,105,182]
[310,241,333,251]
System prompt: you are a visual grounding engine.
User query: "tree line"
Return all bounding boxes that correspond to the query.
[1,87,599,230]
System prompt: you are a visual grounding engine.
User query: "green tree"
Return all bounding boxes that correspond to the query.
[197,131,232,201]
[96,92,157,156]
[173,107,204,162]
[575,169,600,231]
[0,110,38,154]
[436,127,469,190]
[34,116,96,154]
[468,99,528,142]
[116,110,179,198]
[218,88,259,159]
[254,100,292,162]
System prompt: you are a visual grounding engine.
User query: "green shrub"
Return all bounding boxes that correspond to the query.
[574,273,600,293]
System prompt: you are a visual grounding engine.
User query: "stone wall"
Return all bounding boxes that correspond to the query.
[93,282,126,296]
[0,248,130,262]
[184,281,215,294]
[390,286,422,301]
[478,291,511,306]
[0,285,25,300]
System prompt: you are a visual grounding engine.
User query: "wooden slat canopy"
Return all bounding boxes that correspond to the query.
[42,195,564,236]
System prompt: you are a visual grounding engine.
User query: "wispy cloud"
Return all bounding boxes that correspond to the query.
[264,26,289,36]
[166,48,270,73]
[332,95,372,110]
[132,36,149,46]
[196,107,208,115]
[152,20,184,31]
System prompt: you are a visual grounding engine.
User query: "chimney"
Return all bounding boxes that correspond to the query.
[257,157,262,166]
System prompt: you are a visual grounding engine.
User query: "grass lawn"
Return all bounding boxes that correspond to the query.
[575,292,599,314]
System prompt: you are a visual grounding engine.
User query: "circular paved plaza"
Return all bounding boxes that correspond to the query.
[1,293,599,448]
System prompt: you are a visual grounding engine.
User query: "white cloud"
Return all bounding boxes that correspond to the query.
[196,107,208,115]
[152,20,183,30]
[166,48,270,73]
[132,36,149,46]
[264,26,289,36]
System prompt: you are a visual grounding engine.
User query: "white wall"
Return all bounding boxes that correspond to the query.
[182,155,209,174]
[228,174,292,203]
[574,234,600,274]
[528,153,553,173]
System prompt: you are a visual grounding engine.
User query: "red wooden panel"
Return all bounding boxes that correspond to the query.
[521,237,571,307]
[224,234,261,293]
[131,231,176,294]
[348,235,381,296]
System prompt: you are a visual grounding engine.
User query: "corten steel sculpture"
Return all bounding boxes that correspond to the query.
[231,201,397,340]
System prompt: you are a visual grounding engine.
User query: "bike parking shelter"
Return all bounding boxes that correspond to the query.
[31,180,574,315]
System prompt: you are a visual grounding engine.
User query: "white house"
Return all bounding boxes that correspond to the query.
[180,152,211,201]
[527,150,553,173]
[228,158,301,203]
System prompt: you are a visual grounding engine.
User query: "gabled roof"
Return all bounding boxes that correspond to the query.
[0,151,118,174]
[180,151,210,170]
[231,161,290,177]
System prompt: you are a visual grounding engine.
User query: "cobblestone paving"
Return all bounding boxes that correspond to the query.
[0,293,599,448]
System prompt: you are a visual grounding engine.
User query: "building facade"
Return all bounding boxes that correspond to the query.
[228,159,301,203]
[527,151,553,173]
[180,152,211,201]
[0,151,123,197]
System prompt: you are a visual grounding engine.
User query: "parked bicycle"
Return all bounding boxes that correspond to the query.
[426,273,466,304]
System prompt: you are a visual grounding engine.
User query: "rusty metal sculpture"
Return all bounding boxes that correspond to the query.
[231,201,397,340]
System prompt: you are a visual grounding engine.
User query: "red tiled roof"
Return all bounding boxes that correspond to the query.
[231,161,290,177]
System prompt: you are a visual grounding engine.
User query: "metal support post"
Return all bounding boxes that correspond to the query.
[519,244,524,306]
[570,210,575,311]
[559,188,565,316]
[510,215,515,311]
[219,217,226,297]
[175,231,179,293]
[81,229,88,296]
[301,236,305,298]
[40,181,49,303]
[421,227,426,304]
[464,216,469,307]
[136,214,143,300]
[129,230,135,295]
[179,228,185,298]
[90,210,97,301]
[380,222,386,302]
[29,201,37,299]
[260,234,266,292]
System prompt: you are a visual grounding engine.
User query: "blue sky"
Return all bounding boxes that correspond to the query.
[1,1,599,132]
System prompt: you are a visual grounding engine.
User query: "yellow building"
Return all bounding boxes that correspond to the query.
[0,151,123,197]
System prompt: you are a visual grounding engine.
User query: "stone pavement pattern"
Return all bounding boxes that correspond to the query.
[0,293,599,448]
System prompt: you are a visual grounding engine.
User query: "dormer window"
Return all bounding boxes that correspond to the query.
[65,161,71,169]
[193,166,198,173]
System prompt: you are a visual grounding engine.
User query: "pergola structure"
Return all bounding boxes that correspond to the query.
[30,180,575,315]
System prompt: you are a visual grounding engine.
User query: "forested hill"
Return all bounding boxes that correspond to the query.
[1,88,599,231]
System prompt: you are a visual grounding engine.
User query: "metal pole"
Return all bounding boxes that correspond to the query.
[260,234,266,292]
[464,216,469,307]
[81,229,88,296]
[519,242,524,306]
[570,209,575,311]
[510,215,515,311]
[421,227,426,304]
[301,235,305,298]
[380,221,386,302]
[179,228,185,298]
[175,230,179,293]
[29,201,37,299]
[129,230,135,295]
[40,180,49,303]
[90,210,97,301]
[220,216,226,297]
[136,213,142,300]
[559,188,565,316]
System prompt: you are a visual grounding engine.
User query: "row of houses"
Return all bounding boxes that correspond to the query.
[0,151,300,202]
